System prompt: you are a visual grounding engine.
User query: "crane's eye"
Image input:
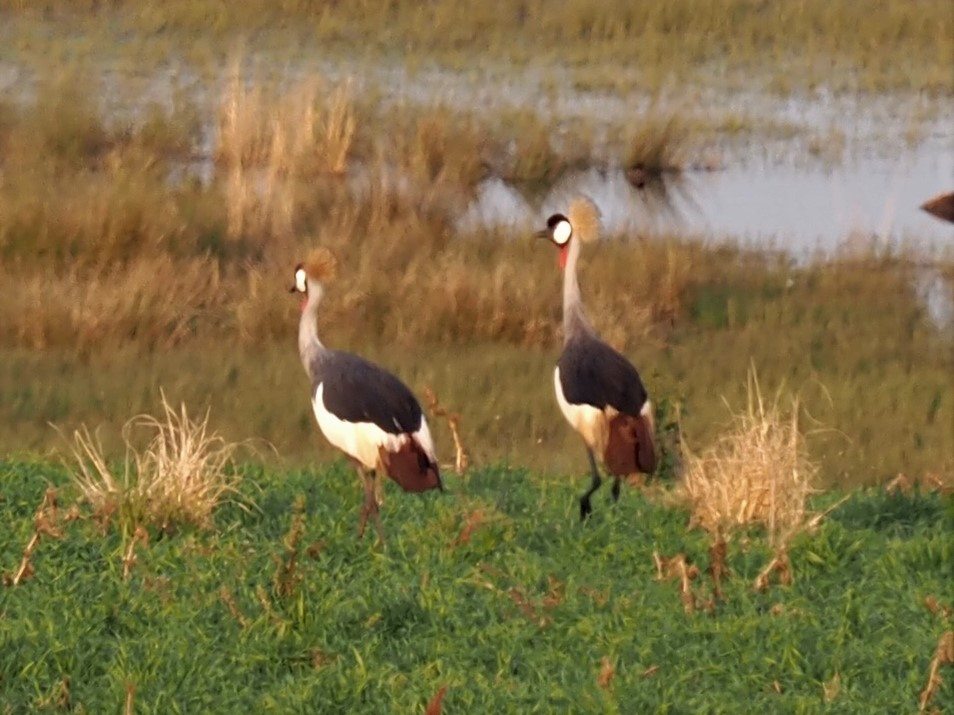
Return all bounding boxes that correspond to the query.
[552,219,572,246]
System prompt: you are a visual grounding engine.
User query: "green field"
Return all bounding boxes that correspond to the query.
[1,460,951,713]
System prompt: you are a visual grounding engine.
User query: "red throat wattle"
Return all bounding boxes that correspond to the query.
[559,245,569,270]
[300,297,308,312]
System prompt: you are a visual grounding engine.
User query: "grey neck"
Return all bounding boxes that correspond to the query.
[298,281,326,372]
[562,238,594,344]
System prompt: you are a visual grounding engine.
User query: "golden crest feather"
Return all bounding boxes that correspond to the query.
[303,247,338,283]
[567,196,602,244]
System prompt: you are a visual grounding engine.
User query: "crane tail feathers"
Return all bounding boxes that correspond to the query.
[379,441,443,493]
[603,408,657,477]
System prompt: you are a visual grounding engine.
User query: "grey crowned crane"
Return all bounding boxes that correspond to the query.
[291,249,442,543]
[535,197,657,520]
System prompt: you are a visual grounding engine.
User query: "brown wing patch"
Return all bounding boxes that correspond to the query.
[379,440,443,493]
[603,413,657,476]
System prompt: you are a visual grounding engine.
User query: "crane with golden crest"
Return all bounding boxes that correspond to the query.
[290,248,442,543]
[535,197,658,520]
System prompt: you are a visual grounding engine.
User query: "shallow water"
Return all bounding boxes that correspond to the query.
[458,145,953,259]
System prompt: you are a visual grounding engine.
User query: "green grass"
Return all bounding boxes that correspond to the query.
[1,459,951,712]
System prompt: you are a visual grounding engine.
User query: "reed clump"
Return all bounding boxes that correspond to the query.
[677,369,819,545]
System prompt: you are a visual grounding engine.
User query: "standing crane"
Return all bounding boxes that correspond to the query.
[291,248,442,543]
[535,197,657,520]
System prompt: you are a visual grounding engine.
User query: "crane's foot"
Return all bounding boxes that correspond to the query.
[580,495,593,521]
[611,477,622,502]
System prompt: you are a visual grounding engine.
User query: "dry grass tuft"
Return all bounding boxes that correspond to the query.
[64,392,240,532]
[677,368,819,545]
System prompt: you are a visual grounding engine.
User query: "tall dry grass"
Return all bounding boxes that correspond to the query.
[0,257,225,353]
[677,368,819,545]
[217,62,357,241]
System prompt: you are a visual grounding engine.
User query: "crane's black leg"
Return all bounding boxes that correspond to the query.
[580,449,602,521]
[611,476,622,502]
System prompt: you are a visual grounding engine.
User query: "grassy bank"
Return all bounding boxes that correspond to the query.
[1,460,951,712]
[2,0,952,95]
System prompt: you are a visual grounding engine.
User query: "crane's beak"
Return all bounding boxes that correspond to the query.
[288,285,298,294]
[534,228,550,240]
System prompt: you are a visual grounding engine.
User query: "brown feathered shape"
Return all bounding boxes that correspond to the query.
[603,413,657,476]
[378,442,442,493]
[920,192,954,225]
[304,247,338,283]
[568,196,602,244]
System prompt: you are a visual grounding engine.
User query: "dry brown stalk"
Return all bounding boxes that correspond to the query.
[542,575,565,609]
[754,547,793,592]
[8,488,65,587]
[425,685,448,715]
[423,387,470,475]
[597,656,616,689]
[654,552,701,614]
[579,586,610,607]
[641,665,660,678]
[885,473,913,494]
[124,682,135,715]
[219,586,251,629]
[919,631,954,712]
[11,532,40,586]
[121,526,150,582]
[452,508,485,547]
[924,597,954,619]
[273,500,305,599]
[804,494,852,533]
[708,536,730,602]
[823,672,841,703]
[255,584,282,625]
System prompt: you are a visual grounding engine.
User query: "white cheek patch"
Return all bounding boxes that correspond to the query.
[552,219,572,245]
[295,268,307,293]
